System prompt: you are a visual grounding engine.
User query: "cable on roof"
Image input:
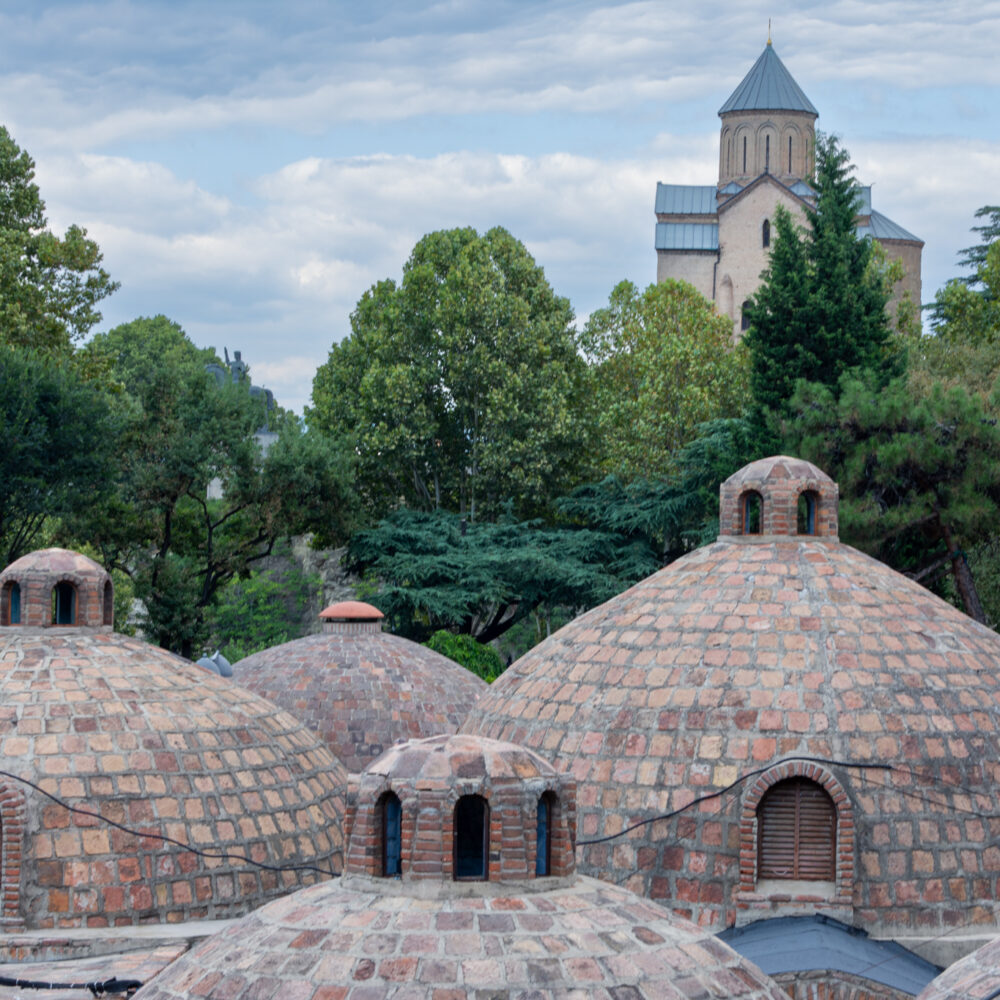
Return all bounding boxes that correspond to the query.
[0,769,340,879]
[0,973,141,996]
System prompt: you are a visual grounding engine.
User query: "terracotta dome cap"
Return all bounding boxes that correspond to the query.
[319,600,384,621]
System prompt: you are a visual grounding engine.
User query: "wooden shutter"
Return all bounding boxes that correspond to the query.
[757,778,836,881]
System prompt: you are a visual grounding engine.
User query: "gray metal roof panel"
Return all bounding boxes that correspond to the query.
[655,222,719,251]
[858,209,921,243]
[719,916,941,996]
[655,183,718,215]
[719,44,818,115]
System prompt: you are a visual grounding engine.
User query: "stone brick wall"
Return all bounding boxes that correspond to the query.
[775,969,914,1000]
[0,549,112,629]
[655,249,717,301]
[718,109,817,187]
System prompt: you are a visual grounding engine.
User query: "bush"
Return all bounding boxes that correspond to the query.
[424,630,506,683]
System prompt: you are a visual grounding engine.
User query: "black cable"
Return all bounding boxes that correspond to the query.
[0,769,340,879]
[0,973,141,995]
[576,757,895,846]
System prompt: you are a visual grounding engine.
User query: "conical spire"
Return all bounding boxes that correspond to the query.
[719,45,817,115]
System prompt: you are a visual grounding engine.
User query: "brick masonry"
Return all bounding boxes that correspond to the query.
[463,456,1000,947]
[915,934,1000,1000]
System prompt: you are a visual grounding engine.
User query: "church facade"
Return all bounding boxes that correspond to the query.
[655,42,923,337]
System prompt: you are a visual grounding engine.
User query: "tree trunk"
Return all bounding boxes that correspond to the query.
[940,519,987,624]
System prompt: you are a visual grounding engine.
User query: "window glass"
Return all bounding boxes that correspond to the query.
[382,793,402,877]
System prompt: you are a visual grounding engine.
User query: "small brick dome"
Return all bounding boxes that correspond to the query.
[1,548,114,628]
[234,606,487,773]
[463,455,1000,965]
[0,549,348,932]
[915,936,1000,1000]
[134,734,790,1000]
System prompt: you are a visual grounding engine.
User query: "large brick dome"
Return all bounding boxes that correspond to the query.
[233,601,487,773]
[463,456,1000,964]
[915,936,1000,1000]
[134,734,791,1000]
[0,548,348,932]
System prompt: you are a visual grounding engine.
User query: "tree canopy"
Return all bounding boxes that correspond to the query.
[310,226,589,522]
[580,279,749,479]
[0,126,118,355]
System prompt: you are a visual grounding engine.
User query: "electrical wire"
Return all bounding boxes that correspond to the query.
[0,973,141,996]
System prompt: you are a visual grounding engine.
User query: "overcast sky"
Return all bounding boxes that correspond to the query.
[1,0,998,413]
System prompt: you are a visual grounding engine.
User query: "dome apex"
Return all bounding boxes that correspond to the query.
[319,599,384,621]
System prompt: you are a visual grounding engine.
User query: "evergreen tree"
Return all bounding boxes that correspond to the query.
[746,134,901,415]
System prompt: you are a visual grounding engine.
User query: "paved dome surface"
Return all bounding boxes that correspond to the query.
[463,457,1000,947]
[0,550,349,931]
[915,935,1000,1000]
[234,602,486,773]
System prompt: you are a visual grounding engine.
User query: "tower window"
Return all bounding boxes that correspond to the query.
[52,582,76,626]
[740,300,752,332]
[380,792,402,877]
[762,219,770,248]
[742,136,747,173]
[798,491,819,535]
[765,134,770,172]
[536,792,556,877]
[102,580,113,627]
[741,491,762,534]
[788,136,793,173]
[757,777,836,881]
[1,582,20,626]
[454,795,489,880]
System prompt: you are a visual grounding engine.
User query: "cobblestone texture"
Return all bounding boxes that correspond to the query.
[463,457,1000,940]
[915,936,1000,1000]
[135,875,791,999]
[234,612,486,774]
[0,623,347,930]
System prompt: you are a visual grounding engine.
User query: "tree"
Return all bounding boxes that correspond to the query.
[785,374,1000,622]
[746,134,902,415]
[77,316,356,657]
[580,279,750,479]
[0,344,118,564]
[310,227,589,522]
[0,126,118,355]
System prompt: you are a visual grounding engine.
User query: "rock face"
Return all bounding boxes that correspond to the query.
[234,602,487,773]
[135,735,791,1000]
[0,548,348,931]
[463,457,1000,958]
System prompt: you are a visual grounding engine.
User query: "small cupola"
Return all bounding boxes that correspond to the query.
[343,734,576,889]
[0,548,113,630]
[719,455,838,539]
[319,599,384,636]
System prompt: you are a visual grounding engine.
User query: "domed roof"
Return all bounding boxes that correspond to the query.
[719,43,818,116]
[915,936,1000,1000]
[135,734,790,1000]
[0,550,348,931]
[463,457,1000,953]
[234,607,487,773]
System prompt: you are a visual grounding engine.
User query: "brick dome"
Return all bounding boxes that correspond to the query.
[134,735,790,1000]
[0,548,348,932]
[233,607,487,773]
[1,547,113,628]
[915,936,1000,1000]
[463,456,1000,964]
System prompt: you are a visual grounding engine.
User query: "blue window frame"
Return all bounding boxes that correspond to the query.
[382,792,402,877]
[536,793,555,876]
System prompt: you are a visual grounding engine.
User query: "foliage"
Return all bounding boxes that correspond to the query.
[310,226,589,522]
[208,567,321,662]
[0,126,118,355]
[746,134,901,415]
[76,316,356,657]
[424,630,505,682]
[785,374,1000,621]
[580,279,750,478]
[0,344,118,564]
[345,507,659,643]
[957,205,1000,291]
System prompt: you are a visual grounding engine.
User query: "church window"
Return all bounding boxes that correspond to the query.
[536,792,555,876]
[102,580,113,627]
[1,582,19,626]
[454,795,489,880]
[52,582,76,625]
[765,134,770,172]
[380,792,402,877]
[788,136,793,173]
[742,136,747,173]
[797,491,818,535]
[741,300,752,332]
[757,777,836,881]
[741,491,762,534]
[762,219,770,248]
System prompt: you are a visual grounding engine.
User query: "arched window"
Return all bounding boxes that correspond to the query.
[380,792,402,877]
[742,136,747,173]
[741,491,762,535]
[453,794,489,880]
[765,134,770,172]
[797,491,819,535]
[788,135,793,173]
[740,300,752,332]
[102,580,114,627]
[52,582,76,625]
[762,219,770,248]
[1,582,19,626]
[757,777,836,881]
[536,792,556,877]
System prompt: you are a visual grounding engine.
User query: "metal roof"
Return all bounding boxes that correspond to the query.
[857,209,922,243]
[856,185,872,214]
[655,183,718,215]
[788,179,816,199]
[719,44,818,116]
[719,916,941,996]
[655,222,719,251]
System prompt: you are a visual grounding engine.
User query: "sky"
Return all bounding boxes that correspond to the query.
[1,1,998,414]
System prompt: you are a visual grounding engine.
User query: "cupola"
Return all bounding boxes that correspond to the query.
[318,599,384,634]
[0,548,113,629]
